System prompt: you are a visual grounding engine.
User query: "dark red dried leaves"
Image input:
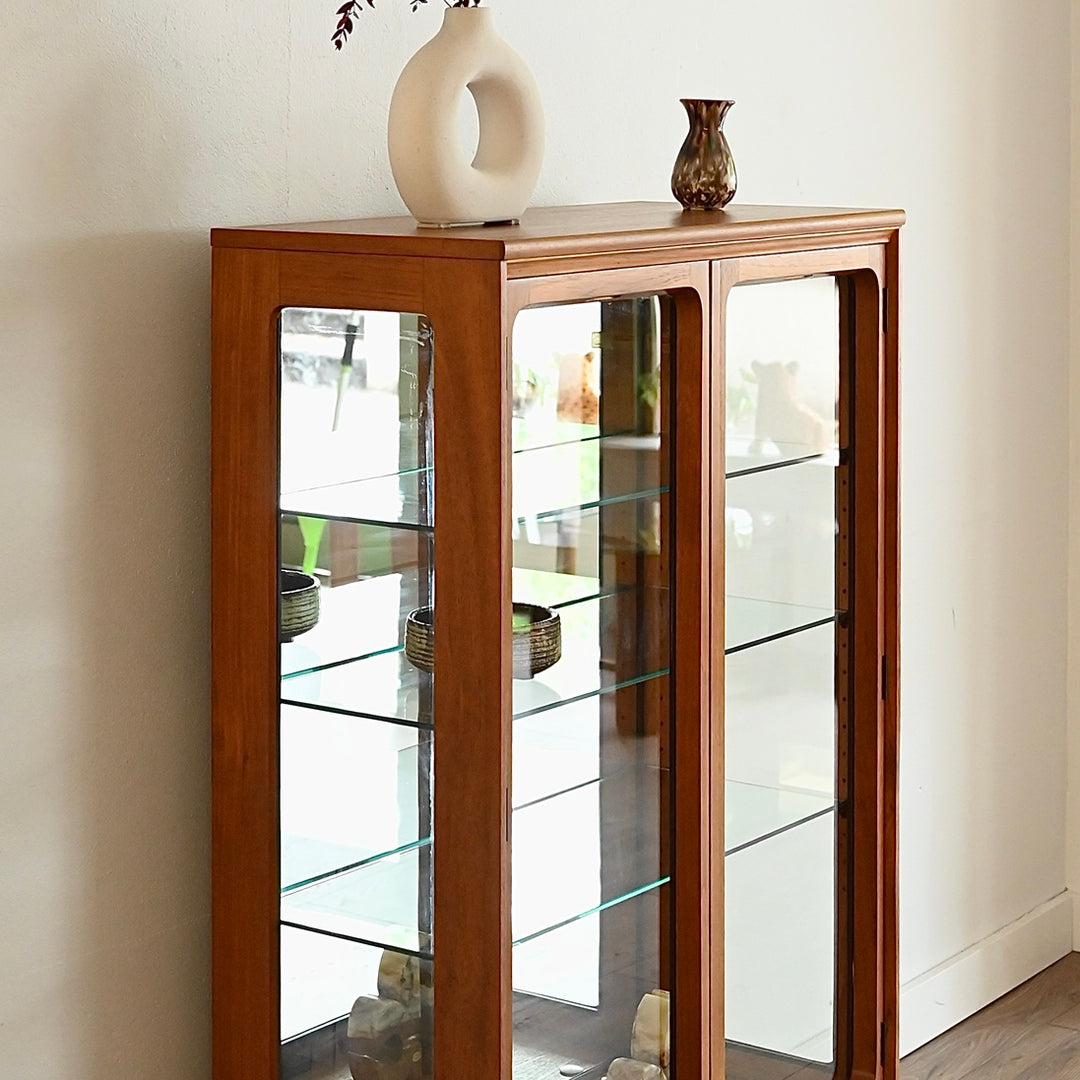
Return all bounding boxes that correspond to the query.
[333,0,480,50]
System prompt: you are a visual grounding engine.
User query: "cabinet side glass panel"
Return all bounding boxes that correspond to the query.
[724,276,843,1079]
[279,309,434,1080]
[510,299,673,1080]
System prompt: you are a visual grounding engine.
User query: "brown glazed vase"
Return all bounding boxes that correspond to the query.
[671,99,737,210]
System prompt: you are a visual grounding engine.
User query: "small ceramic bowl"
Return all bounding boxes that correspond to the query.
[280,569,320,642]
[404,603,561,680]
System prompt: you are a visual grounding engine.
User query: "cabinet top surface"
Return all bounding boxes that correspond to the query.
[211,201,905,262]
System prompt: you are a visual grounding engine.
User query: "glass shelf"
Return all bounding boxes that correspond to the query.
[281,842,433,959]
[280,926,382,1044]
[282,649,433,729]
[280,704,430,894]
[281,472,432,533]
[512,567,600,609]
[281,592,670,726]
[280,417,612,511]
[282,592,831,719]
[281,571,419,679]
[280,434,664,530]
[726,812,836,1058]
[280,771,831,959]
[512,767,668,945]
[725,781,834,856]
[726,596,838,655]
[281,766,665,959]
[282,568,600,681]
[512,418,609,454]
[513,885,667,1071]
[725,436,840,480]
[725,623,837,807]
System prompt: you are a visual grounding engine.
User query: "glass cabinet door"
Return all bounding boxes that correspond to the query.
[508,298,674,1080]
[723,276,847,1080]
[276,309,435,1080]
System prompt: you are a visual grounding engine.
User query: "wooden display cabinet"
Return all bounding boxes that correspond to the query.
[211,203,903,1080]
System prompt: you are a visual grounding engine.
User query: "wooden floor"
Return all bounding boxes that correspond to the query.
[288,953,1080,1080]
[902,952,1080,1080]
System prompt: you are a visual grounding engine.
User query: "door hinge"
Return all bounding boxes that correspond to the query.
[881,1020,888,1062]
[881,655,889,701]
[882,287,890,336]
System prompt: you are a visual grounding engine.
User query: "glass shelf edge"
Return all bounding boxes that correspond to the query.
[279,789,838,959]
[279,427,633,505]
[280,588,616,684]
[281,663,669,728]
[279,919,434,962]
[282,835,433,897]
[277,697,434,731]
[525,485,669,525]
[280,875,672,961]
[512,876,671,948]
[282,643,405,683]
[725,802,839,859]
[281,765,665,896]
[512,667,670,720]
[725,447,841,480]
[280,481,669,534]
[278,507,435,535]
[726,613,838,656]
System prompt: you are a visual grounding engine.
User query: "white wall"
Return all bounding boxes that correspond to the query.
[1069,0,1080,972]
[0,0,1072,1075]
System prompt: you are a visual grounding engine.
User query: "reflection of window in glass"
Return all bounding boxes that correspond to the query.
[725,277,839,463]
[724,277,841,1068]
[511,297,673,1079]
[281,310,432,497]
[512,303,605,1010]
[277,309,435,1074]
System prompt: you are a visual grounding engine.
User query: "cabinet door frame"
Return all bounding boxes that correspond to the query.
[504,263,719,1080]
[712,242,900,1080]
[211,248,516,1080]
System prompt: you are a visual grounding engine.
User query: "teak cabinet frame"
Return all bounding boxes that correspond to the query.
[211,203,903,1080]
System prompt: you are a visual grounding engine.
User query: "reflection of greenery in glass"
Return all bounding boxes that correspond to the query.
[512,613,532,632]
[297,516,327,575]
[727,367,757,433]
[638,370,660,411]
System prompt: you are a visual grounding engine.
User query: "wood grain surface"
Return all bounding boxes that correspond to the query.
[211,202,906,274]
[901,953,1080,1080]
[428,257,514,1080]
[210,246,282,1080]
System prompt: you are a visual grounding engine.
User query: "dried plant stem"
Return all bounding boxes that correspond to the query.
[333,0,481,50]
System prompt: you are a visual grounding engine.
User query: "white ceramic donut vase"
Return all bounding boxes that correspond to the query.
[387,7,544,227]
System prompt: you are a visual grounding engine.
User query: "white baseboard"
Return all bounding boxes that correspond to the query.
[900,892,1073,1057]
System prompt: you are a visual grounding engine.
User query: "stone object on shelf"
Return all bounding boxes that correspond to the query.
[377,951,423,1005]
[347,996,413,1040]
[630,989,671,1068]
[348,1035,424,1080]
[607,1058,665,1080]
[346,995,424,1080]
